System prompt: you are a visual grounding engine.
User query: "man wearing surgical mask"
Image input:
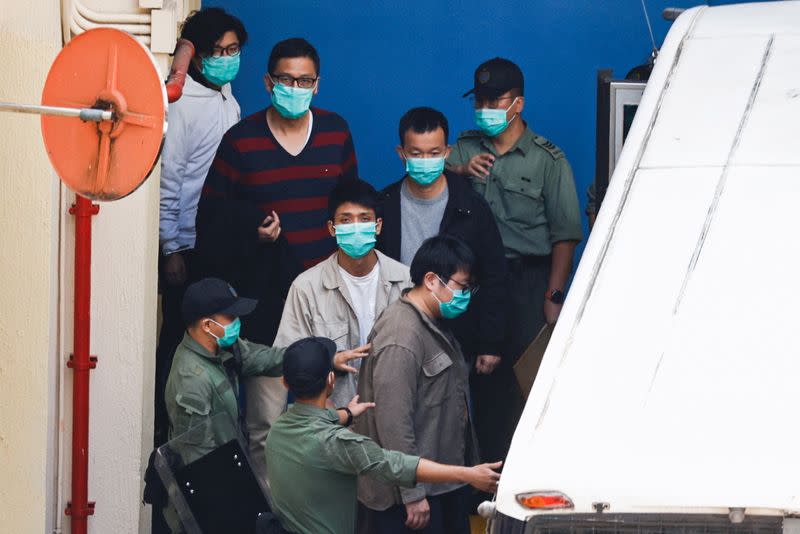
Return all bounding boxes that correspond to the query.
[446,58,583,465]
[273,178,411,410]
[197,37,360,482]
[356,235,480,533]
[377,107,508,379]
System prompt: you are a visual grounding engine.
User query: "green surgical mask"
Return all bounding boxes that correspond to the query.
[335,222,377,259]
[201,55,240,86]
[405,156,445,186]
[474,97,518,137]
[208,317,241,348]
[270,79,314,119]
[433,276,471,319]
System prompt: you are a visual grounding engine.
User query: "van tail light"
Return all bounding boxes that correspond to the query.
[516,491,574,510]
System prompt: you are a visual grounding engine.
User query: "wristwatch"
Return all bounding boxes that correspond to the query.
[337,406,353,427]
[545,289,565,305]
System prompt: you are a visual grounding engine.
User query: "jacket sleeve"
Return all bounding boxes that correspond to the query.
[325,428,419,488]
[371,344,426,503]
[159,103,191,254]
[272,282,315,347]
[237,338,285,377]
[194,133,266,278]
[473,198,508,357]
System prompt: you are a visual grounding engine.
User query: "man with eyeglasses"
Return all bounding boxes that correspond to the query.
[446,58,583,465]
[156,7,247,450]
[196,37,359,485]
[355,235,486,534]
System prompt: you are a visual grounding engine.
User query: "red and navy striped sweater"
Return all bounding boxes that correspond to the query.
[201,107,358,269]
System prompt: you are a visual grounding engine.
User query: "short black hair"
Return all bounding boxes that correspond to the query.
[268,38,320,76]
[328,179,380,220]
[410,235,475,286]
[398,107,449,146]
[180,8,248,58]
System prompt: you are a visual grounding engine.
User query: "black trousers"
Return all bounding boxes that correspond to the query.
[470,255,550,464]
[357,486,470,534]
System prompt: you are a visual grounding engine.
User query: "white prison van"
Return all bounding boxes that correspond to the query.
[488,2,800,532]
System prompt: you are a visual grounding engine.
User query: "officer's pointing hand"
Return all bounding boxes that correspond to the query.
[467,153,495,179]
[333,343,371,373]
[347,395,375,418]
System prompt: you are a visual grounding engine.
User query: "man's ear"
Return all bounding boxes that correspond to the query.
[375,218,383,236]
[281,377,289,390]
[444,145,452,160]
[423,271,439,291]
[514,95,525,114]
[395,145,406,161]
[327,371,336,389]
[264,74,273,94]
[313,77,321,95]
[327,220,336,237]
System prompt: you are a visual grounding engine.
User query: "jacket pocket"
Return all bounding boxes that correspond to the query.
[499,174,543,227]
[314,321,349,351]
[421,351,454,407]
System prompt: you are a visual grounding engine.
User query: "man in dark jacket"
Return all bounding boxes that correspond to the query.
[377,106,507,387]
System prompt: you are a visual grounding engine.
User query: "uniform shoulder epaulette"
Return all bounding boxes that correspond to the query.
[457,129,482,139]
[532,134,565,160]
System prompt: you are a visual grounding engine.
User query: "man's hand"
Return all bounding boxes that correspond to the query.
[257,210,281,243]
[544,300,562,325]
[475,354,501,375]
[467,153,495,179]
[404,498,430,530]
[333,343,371,373]
[465,461,503,493]
[346,394,375,418]
[163,252,186,286]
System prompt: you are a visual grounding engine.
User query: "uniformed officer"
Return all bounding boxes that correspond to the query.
[164,278,363,460]
[447,58,583,463]
[265,337,502,534]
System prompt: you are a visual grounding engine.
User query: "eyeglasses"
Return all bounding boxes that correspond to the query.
[211,43,241,57]
[270,74,319,89]
[468,95,515,109]
[440,276,480,296]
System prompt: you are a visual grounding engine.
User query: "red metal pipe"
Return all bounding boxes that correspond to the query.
[66,195,99,534]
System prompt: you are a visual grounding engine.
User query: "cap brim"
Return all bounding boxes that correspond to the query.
[219,297,258,318]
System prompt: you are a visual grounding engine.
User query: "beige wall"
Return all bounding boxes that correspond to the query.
[0,1,168,532]
[0,1,63,532]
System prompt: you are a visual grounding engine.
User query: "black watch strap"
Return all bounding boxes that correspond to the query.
[337,406,353,427]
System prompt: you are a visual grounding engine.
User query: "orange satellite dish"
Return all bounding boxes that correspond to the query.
[40,28,167,201]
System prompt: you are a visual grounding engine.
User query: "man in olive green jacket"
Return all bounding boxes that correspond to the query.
[165,277,362,458]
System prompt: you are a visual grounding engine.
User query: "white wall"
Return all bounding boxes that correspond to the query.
[0,1,63,532]
[0,0,178,532]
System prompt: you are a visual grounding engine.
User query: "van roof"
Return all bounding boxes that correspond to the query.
[498,1,800,521]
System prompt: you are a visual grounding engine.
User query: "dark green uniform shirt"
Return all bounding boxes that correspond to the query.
[447,126,583,257]
[165,333,285,459]
[266,403,420,534]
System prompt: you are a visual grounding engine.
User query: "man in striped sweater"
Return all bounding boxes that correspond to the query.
[195,37,359,483]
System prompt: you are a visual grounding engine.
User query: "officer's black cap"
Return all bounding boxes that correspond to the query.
[283,337,338,398]
[181,278,258,325]
[463,57,524,99]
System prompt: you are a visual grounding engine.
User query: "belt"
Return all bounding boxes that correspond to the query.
[506,255,550,270]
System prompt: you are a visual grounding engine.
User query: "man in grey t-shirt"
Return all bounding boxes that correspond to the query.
[376,105,509,437]
[400,180,449,265]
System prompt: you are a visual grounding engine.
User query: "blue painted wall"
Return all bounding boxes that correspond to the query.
[208,0,766,255]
